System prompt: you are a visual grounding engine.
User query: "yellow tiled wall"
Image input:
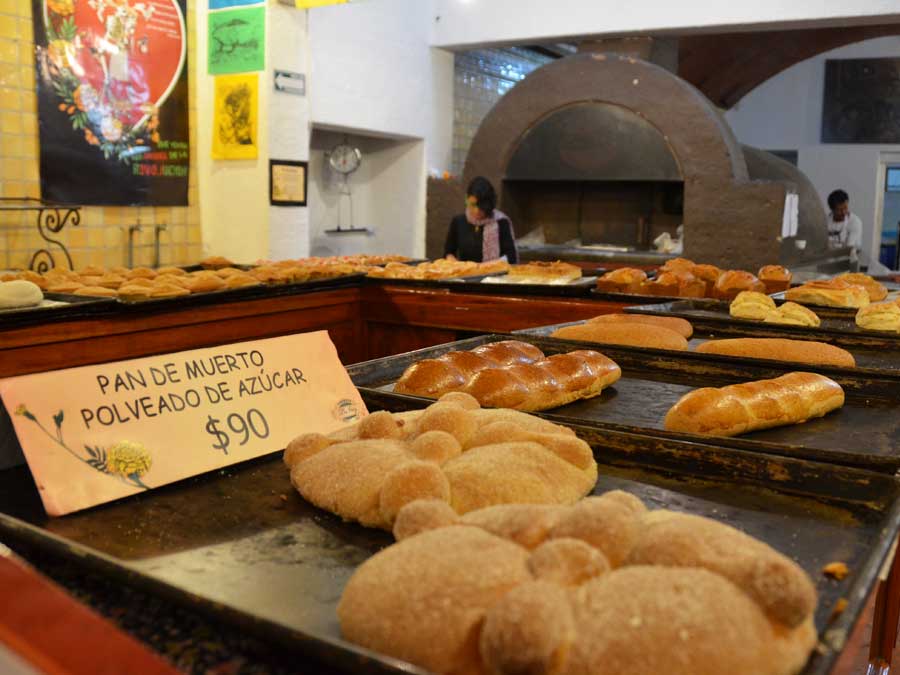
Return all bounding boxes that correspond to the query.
[0,0,201,271]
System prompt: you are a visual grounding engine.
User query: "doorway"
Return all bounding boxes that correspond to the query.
[873,153,900,270]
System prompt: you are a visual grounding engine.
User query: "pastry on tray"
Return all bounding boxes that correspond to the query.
[73,286,118,298]
[730,291,776,320]
[338,491,817,675]
[834,273,888,302]
[695,338,855,368]
[0,280,43,309]
[551,321,689,351]
[856,302,900,332]
[758,265,793,294]
[503,261,582,284]
[785,280,870,309]
[659,257,696,274]
[393,340,621,411]
[595,267,647,294]
[713,270,766,301]
[664,372,844,437]
[585,313,693,338]
[284,393,598,530]
[199,256,235,270]
[691,263,723,296]
[765,302,821,327]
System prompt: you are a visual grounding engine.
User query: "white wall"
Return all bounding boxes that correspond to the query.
[726,36,900,266]
[431,0,900,49]
[308,129,424,257]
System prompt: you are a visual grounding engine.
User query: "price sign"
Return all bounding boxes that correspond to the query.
[0,332,367,516]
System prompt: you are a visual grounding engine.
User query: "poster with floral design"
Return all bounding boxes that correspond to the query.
[32,0,190,205]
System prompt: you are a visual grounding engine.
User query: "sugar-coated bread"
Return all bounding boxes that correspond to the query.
[551,322,689,351]
[714,270,767,300]
[765,302,821,327]
[395,341,620,412]
[695,338,855,368]
[0,280,44,309]
[586,313,693,338]
[856,302,900,332]
[785,280,870,308]
[285,394,598,530]
[339,491,818,675]
[730,291,776,320]
[835,273,888,302]
[664,372,844,437]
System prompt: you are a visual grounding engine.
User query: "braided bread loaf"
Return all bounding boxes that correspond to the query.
[664,372,844,437]
[393,340,621,412]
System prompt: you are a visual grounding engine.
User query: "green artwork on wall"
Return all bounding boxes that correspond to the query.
[208,6,265,75]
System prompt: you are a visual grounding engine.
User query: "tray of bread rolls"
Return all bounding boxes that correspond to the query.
[1,409,899,675]
[627,299,900,350]
[349,334,900,471]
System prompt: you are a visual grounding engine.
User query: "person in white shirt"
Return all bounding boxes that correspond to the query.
[826,189,863,261]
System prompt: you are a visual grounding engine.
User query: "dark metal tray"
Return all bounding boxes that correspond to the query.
[116,273,366,311]
[770,289,900,318]
[1,432,898,675]
[443,275,599,298]
[0,292,118,329]
[349,334,900,471]
[626,299,900,350]
[362,272,502,288]
[589,287,695,304]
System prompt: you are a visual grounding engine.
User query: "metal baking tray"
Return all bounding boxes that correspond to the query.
[626,299,900,350]
[518,320,900,381]
[589,287,698,304]
[769,289,900,318]
[349,334,900,471]
[115,274,366,311]
[442,275,599,298]
[0,293,118,329]
[0,432,898,675]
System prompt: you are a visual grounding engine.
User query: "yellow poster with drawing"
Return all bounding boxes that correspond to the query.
[295,0,347,8]
[212,73,258,160]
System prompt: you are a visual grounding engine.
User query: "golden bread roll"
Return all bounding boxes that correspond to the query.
[664,372,844,437]
[223,274,262,289]
[200,255,234,269]
[16,270,48,289]
[395,341,620,411]
[0,280,44,309]
[95,273,126,289]
[46,280,84,294]
[215,266,250,279]
[595,267,648,294]
[765,302,821,327]
[785,280,870,308]
[758,265,793,293]
[551,322,689,351]
[150,283,190,298]
[586,313,693,338]
[73,285,118,298]
[338,491,817,675]
[695,338,855,368]
[835,273,888,302]
[126,266,157,279]
[154,266,187,276]
[183,273,225,293]
[713,270,766,300]
[77,265,106,276]
[285,393,598,530]
[856,302,900,332]
[637,271,680,297]
[691,263,723,296]
[659,257,695,273]
[729,291,776,320]
[117,284,154,301]
[508,261,582,283]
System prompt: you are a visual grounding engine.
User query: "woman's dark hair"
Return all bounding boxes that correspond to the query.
[467,176,496,215]
[827,189,849,211]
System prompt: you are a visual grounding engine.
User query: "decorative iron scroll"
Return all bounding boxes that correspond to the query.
[0,197,82,272]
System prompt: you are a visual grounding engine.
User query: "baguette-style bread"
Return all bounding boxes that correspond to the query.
[695,338,856,368]
[595,267,647,294]
[551,322,689,351]
[0,280,44,309]
[835,273,889,302]
[338,491,817,675]
[765,302,821,327]
[856,302,900,332]
[586,313,693,338]
[664,372,844,437]
[730,291,776,320]
[713,270,766,300]
[785,280,870,308]
[394,340,621,411]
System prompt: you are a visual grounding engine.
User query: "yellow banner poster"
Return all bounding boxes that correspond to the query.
[212,73,258,160]
[295,0,347,8]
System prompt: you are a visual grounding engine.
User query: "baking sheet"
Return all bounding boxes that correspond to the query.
[589,287,699,304]
[0,293,118,329]
[0,433,897,675]
[626,299,900,350]
[350,334,900,470]
[770,289,900,318]
[442,275,599,298]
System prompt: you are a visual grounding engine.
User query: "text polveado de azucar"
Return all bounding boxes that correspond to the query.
[80,350,307,430]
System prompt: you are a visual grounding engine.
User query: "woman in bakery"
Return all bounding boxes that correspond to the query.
[444,177,519,263]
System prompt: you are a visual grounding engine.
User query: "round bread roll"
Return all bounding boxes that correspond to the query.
[586,313,693,338]
[0,280,44,309]
[695,338,855,368]
[550,322,689,351]
[714,270,766,300]
[73,285,118,298]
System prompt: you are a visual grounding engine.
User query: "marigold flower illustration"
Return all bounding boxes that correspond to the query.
[104,441,152,478]
[46,40,73,71]
[47,0,74,16]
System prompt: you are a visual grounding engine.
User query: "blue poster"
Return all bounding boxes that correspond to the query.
[209,0,263,9]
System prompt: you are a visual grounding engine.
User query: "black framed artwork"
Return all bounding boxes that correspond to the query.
[269,160,308,206]
[822,58,900,144]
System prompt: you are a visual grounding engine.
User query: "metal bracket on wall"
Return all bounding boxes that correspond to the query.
[0,197,81,272]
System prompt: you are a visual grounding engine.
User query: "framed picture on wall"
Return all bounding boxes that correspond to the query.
[822,58,900,144]
[269,160,308,206]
